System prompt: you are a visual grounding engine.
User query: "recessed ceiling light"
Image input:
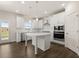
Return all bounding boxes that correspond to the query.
[16,10,19,12]
[61,4,65,6]
[44,11,48,14]
[21,1,25,4]
[36,18,38,21]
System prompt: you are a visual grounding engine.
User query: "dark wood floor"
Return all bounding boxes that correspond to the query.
[0,40,79,58]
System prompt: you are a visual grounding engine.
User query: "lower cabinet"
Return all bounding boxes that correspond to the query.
[16,32,21,42]
[32,35,50,51]
[65,36,78,54]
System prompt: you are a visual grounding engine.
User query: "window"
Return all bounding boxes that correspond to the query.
[24,20,32,29]
[0,20,9,40]
[0,22,8,27]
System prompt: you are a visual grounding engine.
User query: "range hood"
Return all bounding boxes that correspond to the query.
[43,20,50,26]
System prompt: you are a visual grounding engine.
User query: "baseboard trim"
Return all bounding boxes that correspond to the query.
[51,42,64,46]
[0,41,16,45]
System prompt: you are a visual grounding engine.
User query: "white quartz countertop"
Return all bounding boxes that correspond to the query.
[26,32,51,36]
[16,29,32,33]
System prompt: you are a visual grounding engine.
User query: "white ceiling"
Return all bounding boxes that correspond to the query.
[0,1,68,18]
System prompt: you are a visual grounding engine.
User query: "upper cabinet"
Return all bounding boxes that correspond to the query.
[16,16,24,28]
[49,12,65,26]
[65,2,79,15]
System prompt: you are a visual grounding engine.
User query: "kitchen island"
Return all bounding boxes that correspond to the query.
[16,29,51,54]
[25,32,51,54]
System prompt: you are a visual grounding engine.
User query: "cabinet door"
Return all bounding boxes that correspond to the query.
[65,14,72,47]
[70,14,79,53]
[16,16,24,28]
[65,13,79,53]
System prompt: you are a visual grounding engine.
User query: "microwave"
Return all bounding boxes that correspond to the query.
[54,25,64,30]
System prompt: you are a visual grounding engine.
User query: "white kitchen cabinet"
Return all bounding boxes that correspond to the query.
[65,12,79,55]
[32,34,50,51]
[16,32,21,42]
[16,16,24,28]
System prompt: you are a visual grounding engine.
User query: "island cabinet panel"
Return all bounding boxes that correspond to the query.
[32,35,50,51]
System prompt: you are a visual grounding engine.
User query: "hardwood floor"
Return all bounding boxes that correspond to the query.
[0,40,79,58]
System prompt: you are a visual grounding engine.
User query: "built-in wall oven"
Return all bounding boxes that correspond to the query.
[54,25,64,42]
